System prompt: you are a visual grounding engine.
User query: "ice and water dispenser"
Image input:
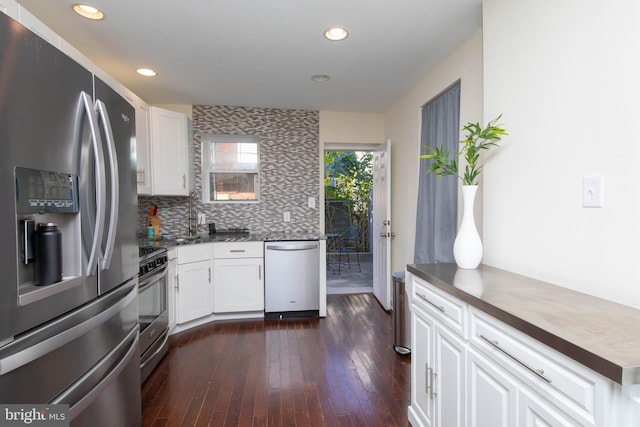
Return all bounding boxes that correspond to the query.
[15,167,83,303]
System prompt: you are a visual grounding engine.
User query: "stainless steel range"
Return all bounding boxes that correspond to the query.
[138,246,169,383]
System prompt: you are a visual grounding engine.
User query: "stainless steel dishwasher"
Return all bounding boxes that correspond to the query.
[264,240,319,318]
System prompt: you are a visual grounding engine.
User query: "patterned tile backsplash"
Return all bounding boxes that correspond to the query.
[138,105,320,237]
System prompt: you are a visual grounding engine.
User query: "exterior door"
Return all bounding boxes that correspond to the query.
[372,140,392,310]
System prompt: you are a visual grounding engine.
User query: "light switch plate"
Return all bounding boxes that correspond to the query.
[284,211,291,222]
[197,213,206,224]
[308,197,316,208]
[583,175,603,208]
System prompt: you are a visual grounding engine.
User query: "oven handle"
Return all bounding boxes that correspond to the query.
[140,328,170,371]
[139,266,168,292]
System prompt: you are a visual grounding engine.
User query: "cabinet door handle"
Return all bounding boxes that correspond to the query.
[479,335,552,383]
[182,174,186,189]
[425,363,430,395]
[258,265,262,280]
[175,274,179,291]
[208,267,211,283]
[415,292,445,313]
[431,369,437,399]
[426,364,437,399]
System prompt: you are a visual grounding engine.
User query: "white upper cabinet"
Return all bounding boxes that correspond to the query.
[149,106,190,196]
[0,0,18,20]
[17,5,58,47]
[121,89,152,195]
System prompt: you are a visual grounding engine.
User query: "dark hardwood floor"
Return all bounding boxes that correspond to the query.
[141,293,411,426]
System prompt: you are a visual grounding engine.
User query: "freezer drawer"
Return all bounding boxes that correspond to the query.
[55,327,141,426]
[264,241,319,316]
[0,280,140,424]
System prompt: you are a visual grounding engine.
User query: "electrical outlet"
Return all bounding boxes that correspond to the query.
[284,211,291,222]
[308,197,316,208]
[197,213,206,224]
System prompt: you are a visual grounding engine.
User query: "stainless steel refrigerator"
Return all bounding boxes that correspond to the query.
[0,12,140,426]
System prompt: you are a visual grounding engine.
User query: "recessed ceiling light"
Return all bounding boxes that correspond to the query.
[72,4,104,20]
[324,27,348,41]
[136,68,157,77]
[311,74,330,82]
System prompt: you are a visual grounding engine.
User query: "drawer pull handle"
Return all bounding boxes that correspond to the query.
[230,249,246,253]
[479,335,552,383]
[415,292,445,312]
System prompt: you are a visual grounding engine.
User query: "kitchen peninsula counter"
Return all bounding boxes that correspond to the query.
[407,263,640,385]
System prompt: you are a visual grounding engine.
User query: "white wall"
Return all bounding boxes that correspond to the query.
[319,111,384,145]
[482,0,640,307]
[384,30,484,274]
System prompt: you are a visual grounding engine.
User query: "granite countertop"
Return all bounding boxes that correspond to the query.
[407,263,640,385]
[140,232,326,249]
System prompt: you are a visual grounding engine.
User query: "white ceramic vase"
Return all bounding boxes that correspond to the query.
[453,185,482,269]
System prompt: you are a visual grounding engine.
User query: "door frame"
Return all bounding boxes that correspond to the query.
[320,142,391,310]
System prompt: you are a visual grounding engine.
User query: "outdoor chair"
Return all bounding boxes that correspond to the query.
[337,224,361,274]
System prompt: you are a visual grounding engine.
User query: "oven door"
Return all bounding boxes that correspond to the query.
[138,265,168,357]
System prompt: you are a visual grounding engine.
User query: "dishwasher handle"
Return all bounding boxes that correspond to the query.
[266,243,318,251]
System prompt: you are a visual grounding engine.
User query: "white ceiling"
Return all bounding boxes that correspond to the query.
[17,0,482,112]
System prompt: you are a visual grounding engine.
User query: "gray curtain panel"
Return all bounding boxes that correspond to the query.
[414,81,460,264]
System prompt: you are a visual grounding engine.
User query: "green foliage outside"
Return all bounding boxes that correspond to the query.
[324,151,372,252]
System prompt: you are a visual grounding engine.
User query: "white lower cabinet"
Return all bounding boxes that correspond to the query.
[410,289,466,427]
[408,272,616,427]
[213,242,264,313]
[167,249,177,332]
[467,347,517,427]
[434,319,466,427]
[176,244,213,324]
[518,386,588,427]
[412,305,435,426]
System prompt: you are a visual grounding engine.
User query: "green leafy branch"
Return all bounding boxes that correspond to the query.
[420,114,508,185]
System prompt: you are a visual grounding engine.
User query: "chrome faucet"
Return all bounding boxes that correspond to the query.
[188,190,197,236]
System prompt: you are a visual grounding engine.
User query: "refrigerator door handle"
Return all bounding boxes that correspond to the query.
[0,285,136,375]
[80,91,106,276]
[51,326,139,421]
[95,99,119,270]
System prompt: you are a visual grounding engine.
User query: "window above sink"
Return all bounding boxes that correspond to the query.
[201,134,260,203]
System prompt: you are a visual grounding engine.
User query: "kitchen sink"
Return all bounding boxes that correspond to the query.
[174,235,201,244]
